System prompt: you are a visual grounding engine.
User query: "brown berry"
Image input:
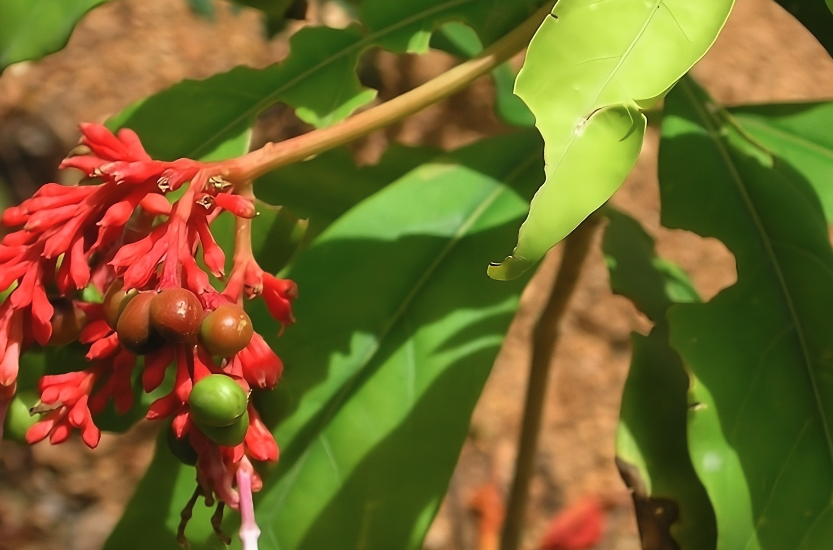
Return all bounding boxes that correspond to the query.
[48,299,86,346]
[199,304,254,357]
[149,288,203,344]
[103,280,137,330]
[117,292,163,355]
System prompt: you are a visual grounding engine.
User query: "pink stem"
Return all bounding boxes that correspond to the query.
[236,458,261,550]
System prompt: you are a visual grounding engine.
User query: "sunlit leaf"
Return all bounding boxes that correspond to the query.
[105,131,544,550]
[0,0,107,72]
[661,77,833,550]
[489,0,734,280]
[730,101,833,222]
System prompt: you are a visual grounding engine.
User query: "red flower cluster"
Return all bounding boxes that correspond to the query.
[0,123,297,515]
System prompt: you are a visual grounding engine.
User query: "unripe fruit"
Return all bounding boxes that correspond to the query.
[149,288,203,344]
[198,410,249,447]
[3,391,38,442]
[117,292,163,355]
[199,304,253,357]
[48,299,85,346]
[188,374,247,428]
[166,425,198,466]
[103,280,137,329]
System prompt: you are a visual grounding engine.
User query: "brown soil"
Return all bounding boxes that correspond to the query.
[1,1,833,549]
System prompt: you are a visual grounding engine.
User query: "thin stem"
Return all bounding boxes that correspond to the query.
[499,215,602,550]
[237,458,261,550]
[220,2,553,183]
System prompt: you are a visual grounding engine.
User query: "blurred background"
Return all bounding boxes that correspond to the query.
[1,0,833,548]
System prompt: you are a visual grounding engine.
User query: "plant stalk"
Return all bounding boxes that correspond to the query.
[221,2,553,183]
[499,214,602,550]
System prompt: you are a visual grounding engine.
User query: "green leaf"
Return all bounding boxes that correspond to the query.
[0,0,108,73]
[772,0,833,56]
[730,101,833,223]
[489,0,734,280]
[105,130,544,550]
[107,0,545,161]
[207,143,440,279]
[661,77,833,550]
[602,208,715,550]
[254,143,440,239]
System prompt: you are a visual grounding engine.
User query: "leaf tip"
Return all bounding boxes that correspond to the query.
[487,256,532,281]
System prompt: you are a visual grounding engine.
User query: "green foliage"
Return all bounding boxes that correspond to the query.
[730,101,833,222]
[107,0,545,161]
[106,131,543,550]
[661,77,833,550]
[489,0,734,280]
[0,0,107,73]
[208,143,440,277]
[603,208,715,549]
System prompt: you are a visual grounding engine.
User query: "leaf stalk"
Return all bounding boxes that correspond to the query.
[220,2,553,183]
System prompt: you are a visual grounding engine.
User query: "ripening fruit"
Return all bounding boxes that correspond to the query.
[166,425,198,466]
[198,410,249,447]
[199,304,253,357]
[48,299,86,346]
[103,280,137,329]
[188,374,248,428]
[117,292,163,355]
[149,288,203,344]
[3,391,38,442]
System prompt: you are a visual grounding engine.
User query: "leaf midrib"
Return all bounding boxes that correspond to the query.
[189,0,479,158]
[734,115,833,163]
[262,151,541,541]
[678,76,833,515]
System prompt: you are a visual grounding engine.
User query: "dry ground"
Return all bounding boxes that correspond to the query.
[1,1,833,549]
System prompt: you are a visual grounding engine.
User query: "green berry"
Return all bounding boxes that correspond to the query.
[199,304,253,357]
[188,374,248,428]
[197,410,249,447]
[3,391,38,442]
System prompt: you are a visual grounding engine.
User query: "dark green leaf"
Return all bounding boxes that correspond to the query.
[730,101,833,222]
[661,77,833,549]
[106,130,544,550]
[0,0,107,72]
[602,208,714,550]
[107,0,545,161]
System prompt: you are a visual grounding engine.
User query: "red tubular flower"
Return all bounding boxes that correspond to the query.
[1,123,297,548]
[26,369,100,448]
[234,333,283,390]
[244,405,278,462]
[262,273,298,327]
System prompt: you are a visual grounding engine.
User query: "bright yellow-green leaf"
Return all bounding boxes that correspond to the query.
[489,0,734,280]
